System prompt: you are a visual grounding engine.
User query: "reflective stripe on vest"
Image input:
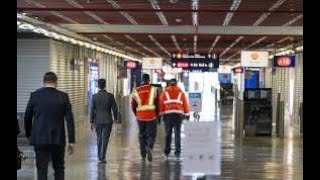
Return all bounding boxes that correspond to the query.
[164,91,183,104]
[134,86,156,111]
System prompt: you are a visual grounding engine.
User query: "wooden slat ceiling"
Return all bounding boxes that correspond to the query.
[17,0,303,61]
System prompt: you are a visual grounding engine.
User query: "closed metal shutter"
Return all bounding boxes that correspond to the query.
[17,39,50,113]
[49,40,87,128]
[98,54,119,94]
[293,52,303,128]
[265,60,273,88]
[272,67,281,124]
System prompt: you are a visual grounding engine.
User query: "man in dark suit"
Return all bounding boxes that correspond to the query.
[91,79,118,163]
[24,72,75,180]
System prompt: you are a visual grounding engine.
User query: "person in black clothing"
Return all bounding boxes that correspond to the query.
[24,72,75,180]
[90,79,118,163]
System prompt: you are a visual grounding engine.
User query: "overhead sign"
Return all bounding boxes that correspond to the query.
[273,56,295,67]
[171,53,219,72]
[188,92,202,112]
[125,60,138,69]
[241,51,269,67]
[182,121,221,176]
[142,57,162,69]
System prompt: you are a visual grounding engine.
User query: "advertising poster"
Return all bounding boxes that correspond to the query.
[88,62,99,107]
[241,51,269,67]
[182,121,221,176]
[142,57,162,69]
[188,92,202,112]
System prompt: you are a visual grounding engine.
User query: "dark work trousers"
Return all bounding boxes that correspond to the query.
[95,123,113,161]
[163,113,184,156]
[137,119,158,158]
[34,144,65,180]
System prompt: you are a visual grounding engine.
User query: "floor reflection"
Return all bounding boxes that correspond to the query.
[17,93,303,180]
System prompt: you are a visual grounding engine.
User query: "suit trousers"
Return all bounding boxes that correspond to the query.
[95,123,113,161]
[34,144,65,180]
[163,113,183,156]
[137,119,157,158]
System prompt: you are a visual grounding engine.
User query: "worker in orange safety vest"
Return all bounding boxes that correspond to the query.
[131,74,159,162]
[159,78,190,159]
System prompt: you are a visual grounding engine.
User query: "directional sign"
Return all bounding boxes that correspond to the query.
[171,53,219,72]
[182,121,221,176]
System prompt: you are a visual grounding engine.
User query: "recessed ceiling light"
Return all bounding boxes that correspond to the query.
[175,18,182,23]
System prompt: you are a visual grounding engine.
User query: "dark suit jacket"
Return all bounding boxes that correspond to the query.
[91,90,118,124]
[24,87,75,145]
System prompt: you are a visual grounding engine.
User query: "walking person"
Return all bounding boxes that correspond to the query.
[24,72,75,180]
[90,79,118,163]
[131,74,159,162]
[159,78,190,159]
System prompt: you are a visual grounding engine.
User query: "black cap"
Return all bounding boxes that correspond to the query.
[169,78,177,85]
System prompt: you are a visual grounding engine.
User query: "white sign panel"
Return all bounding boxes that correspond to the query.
[142,57,162,69]
[182,121,221,175]
[241,51,269,67]
[218,65,232,73]
[188,92,202,112]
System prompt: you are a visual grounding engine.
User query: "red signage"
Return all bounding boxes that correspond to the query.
[155,69,162,74]
[233,67,243,73]
[273,56,295,68]
[277,57,291,66]
[125,61,137,69]
[176,62,189,68]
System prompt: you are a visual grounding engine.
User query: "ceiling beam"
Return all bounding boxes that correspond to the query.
[17,7,303,13]
[59,24,303,36]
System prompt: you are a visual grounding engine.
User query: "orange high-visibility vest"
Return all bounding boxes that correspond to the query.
[132,84,157,121]
[159,86,190,115]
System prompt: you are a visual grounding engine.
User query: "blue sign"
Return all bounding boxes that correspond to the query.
[245,70,259,88]
[171,53,219,72]
[218,73,232,84]
[274,56,295,67]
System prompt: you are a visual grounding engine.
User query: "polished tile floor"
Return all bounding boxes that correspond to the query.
[17,92,303,180]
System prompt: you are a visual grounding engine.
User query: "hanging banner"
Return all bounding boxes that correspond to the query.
[182,121,221,176]
[171,53,219,72]
[273,56,295,68]
[87,62,99,107]
[241,51,269,67]
[142,57,162,69]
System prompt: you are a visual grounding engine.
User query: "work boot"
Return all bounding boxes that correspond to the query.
[147,148,153,162]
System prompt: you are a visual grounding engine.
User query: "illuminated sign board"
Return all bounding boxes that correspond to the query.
[124,61,138,69]
[233,67,244,73]
[171,53,219,72]
[273,56,295,67]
